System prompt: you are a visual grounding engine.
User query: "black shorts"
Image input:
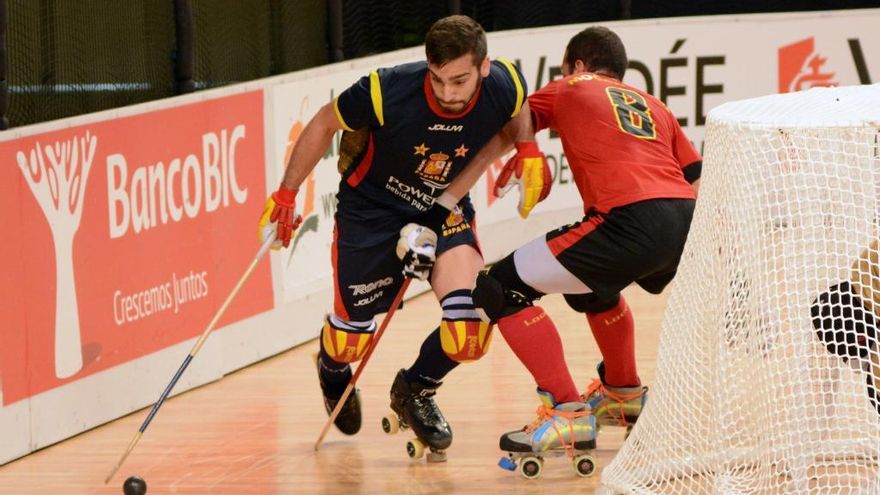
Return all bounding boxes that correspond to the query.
[332,194,479,321]
[546,198,695,299]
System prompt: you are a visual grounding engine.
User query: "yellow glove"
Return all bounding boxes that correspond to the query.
[494,141,552,218]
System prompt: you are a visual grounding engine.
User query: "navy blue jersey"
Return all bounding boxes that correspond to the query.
[333,59,526,216]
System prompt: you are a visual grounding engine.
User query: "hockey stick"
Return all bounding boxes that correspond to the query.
[104,234,276,484]
[314,277,412,451]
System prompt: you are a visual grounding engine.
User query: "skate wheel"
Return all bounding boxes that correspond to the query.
[406,438,425,459]
[426,449,447,463]
[519,456,543,479]
[573,454,596,477]
[382,414,399,435]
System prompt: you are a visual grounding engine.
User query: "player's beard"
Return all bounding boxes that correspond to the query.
[436,76,482,115]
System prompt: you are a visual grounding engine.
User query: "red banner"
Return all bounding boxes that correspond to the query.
[0,91,272,405]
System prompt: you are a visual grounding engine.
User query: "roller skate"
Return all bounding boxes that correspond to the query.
[497,389,597,479]
[381,369,452,462]
[315,353,362,435]
[583,362,648,439]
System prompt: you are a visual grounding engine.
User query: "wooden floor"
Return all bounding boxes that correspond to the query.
[0,287,667,495]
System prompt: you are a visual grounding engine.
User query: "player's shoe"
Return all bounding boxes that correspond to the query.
[316,356,362,435]
[582,362,648,429]
[388,369,453,450]
[499,389,596,454]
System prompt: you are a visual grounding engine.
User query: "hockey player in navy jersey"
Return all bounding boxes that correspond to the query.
[259,15,550,460]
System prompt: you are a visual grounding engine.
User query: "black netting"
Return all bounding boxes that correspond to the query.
[337,0,623,59]
[3,0,878,129]
[341,0,448,59]
[629,0,879,18]
[462,0,622,31]
[271,0,328,73]
[7,0,175,127]
[191,0,272,89]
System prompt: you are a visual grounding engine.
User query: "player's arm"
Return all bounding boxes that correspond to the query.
[433,61,542,212]
[670,109,702,197]
[486,81,557,218]
[437,102,531,206]
[259,103,344,248]
[685,167,701,197]
[280,103,343,190]
[436,101,551,219]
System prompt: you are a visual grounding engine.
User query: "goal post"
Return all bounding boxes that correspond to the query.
[600,84,880,495]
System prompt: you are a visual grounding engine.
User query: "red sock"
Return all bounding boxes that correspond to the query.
[585,295,640,387]
[498,306,580,403]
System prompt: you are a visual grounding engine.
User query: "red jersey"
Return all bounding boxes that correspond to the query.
[529,73,700,214]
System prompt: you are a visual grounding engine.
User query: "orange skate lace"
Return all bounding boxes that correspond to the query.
[523,404,589,457]
[583,378,644,427]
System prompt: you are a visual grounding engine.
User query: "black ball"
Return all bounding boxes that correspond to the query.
[123,475,147,495]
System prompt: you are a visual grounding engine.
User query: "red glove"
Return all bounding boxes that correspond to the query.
[494,141,552,218]
[258,186,303,248]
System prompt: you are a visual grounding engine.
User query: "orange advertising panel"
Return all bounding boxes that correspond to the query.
[0,91,272,405]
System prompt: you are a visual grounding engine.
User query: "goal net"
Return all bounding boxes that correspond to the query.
[600,84,880,495]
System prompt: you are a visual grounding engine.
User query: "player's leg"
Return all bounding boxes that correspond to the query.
[564,293,647,427]
[477,249,588,453]
[390,201,488,450]
[811,281,880,414]
[553,199,694,428]
[474,250,582,403]
[318,219,406,435]
[473,234,602,454]
[565,292,638,387]
[316,314,375,435]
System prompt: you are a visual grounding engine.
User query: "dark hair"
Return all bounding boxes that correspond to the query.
[425,15,487,67]
[564,26,627,80]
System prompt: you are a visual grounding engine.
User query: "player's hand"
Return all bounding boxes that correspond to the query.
[420,202,454,232]
[494,141,552,219]
[396,223,438,281]
[258,186,303,249]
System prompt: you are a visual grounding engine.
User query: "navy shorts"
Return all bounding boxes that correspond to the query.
[332,194,479,321]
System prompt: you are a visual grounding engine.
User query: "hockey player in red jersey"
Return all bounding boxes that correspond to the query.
[434,26,702,467]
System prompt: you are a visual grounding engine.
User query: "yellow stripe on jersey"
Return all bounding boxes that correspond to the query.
[332,97,354,132]
[369,70,385,126]
[497,58,524,118]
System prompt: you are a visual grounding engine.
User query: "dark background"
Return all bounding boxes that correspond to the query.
[2,0,877,128]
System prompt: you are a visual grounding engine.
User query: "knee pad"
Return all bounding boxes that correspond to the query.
[473,255,543,323]
[440,319,493,363]
[565,292,620,314]
[321,315,376,363]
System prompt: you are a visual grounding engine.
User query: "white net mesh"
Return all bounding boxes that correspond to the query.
[600,84,880,495]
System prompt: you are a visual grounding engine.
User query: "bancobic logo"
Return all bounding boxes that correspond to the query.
[1,91,271,402]
[778,37,838,94]
[107,126,248,239]
[16,124,250,378]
